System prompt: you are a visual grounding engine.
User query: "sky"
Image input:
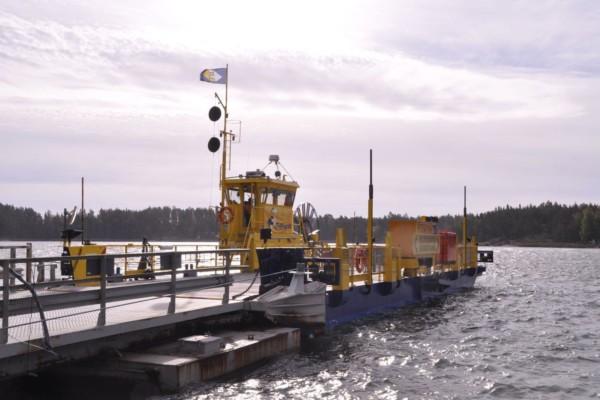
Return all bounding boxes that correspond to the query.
[1,0,599,217]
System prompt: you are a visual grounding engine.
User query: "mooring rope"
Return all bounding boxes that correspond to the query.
[232,270,260,300]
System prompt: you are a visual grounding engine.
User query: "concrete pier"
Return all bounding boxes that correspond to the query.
[110,328,300,392]
[0,272,261,378]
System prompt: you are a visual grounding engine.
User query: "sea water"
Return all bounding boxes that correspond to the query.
[169,246,600,400]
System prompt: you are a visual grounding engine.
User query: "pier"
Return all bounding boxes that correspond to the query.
[0,246,289,390]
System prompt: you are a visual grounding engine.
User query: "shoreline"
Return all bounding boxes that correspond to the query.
[480,241,600,249]
[3,239,599,250]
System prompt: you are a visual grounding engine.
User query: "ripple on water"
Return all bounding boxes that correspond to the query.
[125,246,600,400]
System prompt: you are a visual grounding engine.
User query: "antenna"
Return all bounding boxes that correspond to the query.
[68,206,78,225]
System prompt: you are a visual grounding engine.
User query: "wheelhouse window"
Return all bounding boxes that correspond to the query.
[284,192,295,206]
[227,188,240,204]
[261,188,295,206]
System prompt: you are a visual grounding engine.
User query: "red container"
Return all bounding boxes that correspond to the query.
[438,231,457,264]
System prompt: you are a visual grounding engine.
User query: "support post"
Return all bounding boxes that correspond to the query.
[1,260,9,344]
[97,256,107,326]
[222,253,231,305]
[9,248,16,290]
[9,247,16,272]
[26,243,32,283]
[463,186,467,269]
[367,149,374,285]
[168,254,176,314]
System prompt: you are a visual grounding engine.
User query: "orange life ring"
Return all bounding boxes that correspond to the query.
[217,207,234,224]
[353,247,368,273]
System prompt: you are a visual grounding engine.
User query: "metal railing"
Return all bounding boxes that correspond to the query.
[0,244,33,283]
[0,247,248,346]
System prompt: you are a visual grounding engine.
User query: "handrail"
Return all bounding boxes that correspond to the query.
[0,247,249,345]
[0,247,249,264]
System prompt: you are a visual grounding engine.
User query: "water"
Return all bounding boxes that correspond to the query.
[165,247,600,400]
[3,243,600,399]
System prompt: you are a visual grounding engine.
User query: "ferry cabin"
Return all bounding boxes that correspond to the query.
[219,170,305,249]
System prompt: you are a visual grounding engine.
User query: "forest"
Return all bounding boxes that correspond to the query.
[1,202,600,245]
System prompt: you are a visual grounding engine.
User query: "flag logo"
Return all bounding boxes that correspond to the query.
[200,68,227,84]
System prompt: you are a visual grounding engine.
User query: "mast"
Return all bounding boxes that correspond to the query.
[463,185,467,268]
[367,149,374,285]
[81,177,85,244]
[220,64,229,207]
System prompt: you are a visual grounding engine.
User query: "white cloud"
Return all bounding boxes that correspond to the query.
[1,1,599,216]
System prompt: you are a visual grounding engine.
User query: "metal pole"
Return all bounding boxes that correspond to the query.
[9,248,16,272]
[168,254,176,314]
[463,186,467,268]
[367,149,374,285]
[97,256,107,326]
[223,253,231,305]
[8,248,16,289]
[26,243,32,283]
[220,64,229,208]
[1,260,9,344]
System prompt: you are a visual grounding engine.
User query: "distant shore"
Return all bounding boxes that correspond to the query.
[2,238,599,250]
[480,240,600,249]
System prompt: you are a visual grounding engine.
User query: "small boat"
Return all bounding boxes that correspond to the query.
[255,263,326,327]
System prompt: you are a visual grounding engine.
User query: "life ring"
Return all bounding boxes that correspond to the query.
[217,207,234,224]
[353,247,368,273]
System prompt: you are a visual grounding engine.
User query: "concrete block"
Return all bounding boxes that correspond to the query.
[177,335,223,355]
[117,328,300,392]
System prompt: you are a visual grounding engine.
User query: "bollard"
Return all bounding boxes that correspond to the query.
[49,264,58,281]
[36,262,45,283]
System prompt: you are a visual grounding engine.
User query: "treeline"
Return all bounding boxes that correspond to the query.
[437,202,600,245]
[0,204,218,241]
[320,202,600,245]
[1,202,600,244]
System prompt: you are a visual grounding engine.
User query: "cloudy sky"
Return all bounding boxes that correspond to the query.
[1,0,599,217]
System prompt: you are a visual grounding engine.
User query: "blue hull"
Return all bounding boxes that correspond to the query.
[325,267,485,327]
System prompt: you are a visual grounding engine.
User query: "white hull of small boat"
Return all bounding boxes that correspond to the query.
[256,271,326,326]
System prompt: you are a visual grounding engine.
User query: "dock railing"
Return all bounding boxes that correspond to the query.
[0,244,33,283]
[0,248,248,346]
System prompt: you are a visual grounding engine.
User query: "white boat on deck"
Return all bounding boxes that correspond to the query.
[256,264,326,327]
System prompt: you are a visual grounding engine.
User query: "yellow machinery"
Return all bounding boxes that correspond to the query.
[67,244,108,287]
